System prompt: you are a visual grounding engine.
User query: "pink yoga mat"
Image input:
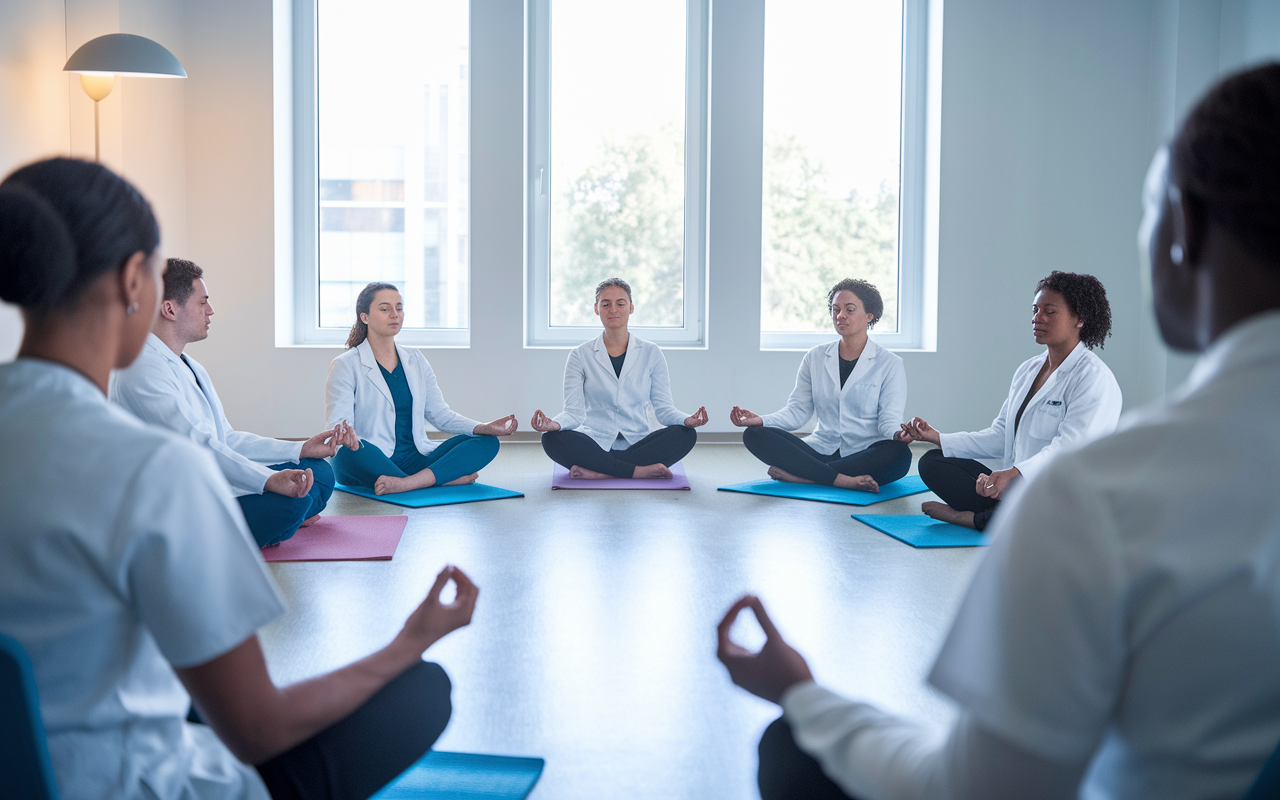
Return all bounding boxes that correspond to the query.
[551,461,690,490]
[261,515,408,562]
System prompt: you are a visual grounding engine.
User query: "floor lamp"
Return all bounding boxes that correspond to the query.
[63,33,187,162]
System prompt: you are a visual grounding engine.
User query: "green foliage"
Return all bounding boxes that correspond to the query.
[761,132,899,333]
[551,125,685,326]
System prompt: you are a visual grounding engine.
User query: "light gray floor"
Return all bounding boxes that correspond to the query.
[258,442,984,800]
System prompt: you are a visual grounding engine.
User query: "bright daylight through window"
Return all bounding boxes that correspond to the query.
[527,0,709,347]
[762,0,905,342]
[315,0,469,341]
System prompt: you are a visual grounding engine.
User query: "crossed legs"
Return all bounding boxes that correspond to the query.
[333,435,500,495]
[742,427,911,491]
[236,458,336,548]
[541,425,696,479]
[916,448,1000,531]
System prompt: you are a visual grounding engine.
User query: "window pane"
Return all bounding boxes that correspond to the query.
[549,0,686,327]
[317,0,469,330]
[762,0,903,334]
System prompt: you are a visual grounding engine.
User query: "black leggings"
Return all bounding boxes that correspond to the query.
[541,425,696,478]
[741,427,911,487]
[758,717,859,800]
[255,661,452,800]
[917,448,1000,531]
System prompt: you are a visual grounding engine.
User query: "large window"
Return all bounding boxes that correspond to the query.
[526,0,709,347]
[761,0,933,351]
[290,0,470,346]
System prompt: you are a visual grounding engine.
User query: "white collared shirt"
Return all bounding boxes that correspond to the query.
[552,333,689,451]
[780,310,1280,800]
[325,339,480,458]
[0,358,285,800]
[760,339,907,456]
[110,334,304,496]
[939,341,1122,482]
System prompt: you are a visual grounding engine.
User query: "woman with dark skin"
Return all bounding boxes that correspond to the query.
[717,64,1280,800]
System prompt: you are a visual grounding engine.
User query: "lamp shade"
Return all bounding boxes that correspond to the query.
[63,33,186,78]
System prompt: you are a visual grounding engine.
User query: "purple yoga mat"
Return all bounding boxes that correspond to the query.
[260,515,408,562]
[551,461,690,490]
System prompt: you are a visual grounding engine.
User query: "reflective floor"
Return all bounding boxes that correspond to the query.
[259,443,983,800]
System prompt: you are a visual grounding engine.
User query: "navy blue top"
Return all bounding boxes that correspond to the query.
[609,350,626,378]
[379,360,418,463]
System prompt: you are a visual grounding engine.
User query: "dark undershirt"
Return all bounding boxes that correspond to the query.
[609,350,626,378]
[180,353,204,392]
[839,357,859,388]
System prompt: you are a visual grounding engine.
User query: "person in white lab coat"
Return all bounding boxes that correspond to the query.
[0,157,479,800]
[326,282,517,494]
[112,258,356,547]
[731,279,912,490]
[898,271,1122,530]
[529,277,708,479]
[715,63,1280,800]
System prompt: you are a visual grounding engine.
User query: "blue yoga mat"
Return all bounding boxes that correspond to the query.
[853,514,988,548]
[371,751,545,799]
[718,475,929,506]
[335,483,523,508]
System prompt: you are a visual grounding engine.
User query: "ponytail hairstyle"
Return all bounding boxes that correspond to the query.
[0,158,159,314]
[346,281,400,348]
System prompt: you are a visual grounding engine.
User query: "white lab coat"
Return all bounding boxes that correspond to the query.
[938,341,1122,483]
[1,358,283,800]
[110,334,304,496]
[779,310,1280,800]
[760,339,907,456]
[326,339,480,458]
[553,333,690,451]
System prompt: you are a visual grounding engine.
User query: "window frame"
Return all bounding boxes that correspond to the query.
[277,0,472,348]
[759,0,940,353]
[523,0,711,349]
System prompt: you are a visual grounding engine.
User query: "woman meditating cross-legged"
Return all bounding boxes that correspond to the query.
[531,277,708,479]
[899,271,1122,530]
[731,278,912,491]
[326,282,517,495]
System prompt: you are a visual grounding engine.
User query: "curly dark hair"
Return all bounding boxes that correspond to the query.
[1035,271,1112,349]
[1172,62,1280,268]
[827,278,884,329]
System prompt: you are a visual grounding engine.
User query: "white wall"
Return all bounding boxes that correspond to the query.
[3,0,1278,437]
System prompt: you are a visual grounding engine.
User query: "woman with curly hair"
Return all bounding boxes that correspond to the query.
[899,271,1122,530]
[730,278,912,491]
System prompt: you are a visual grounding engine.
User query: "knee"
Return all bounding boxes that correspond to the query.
[741,424,768,447]
[472,433,500,459]
[757,717,799,800]
[673,424,696,444]
[917,448,945,483]
[409,661,453,733]
[302,458,336,491]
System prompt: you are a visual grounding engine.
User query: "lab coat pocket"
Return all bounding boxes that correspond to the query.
[1027,400,1065,441]
[847,382,880,418]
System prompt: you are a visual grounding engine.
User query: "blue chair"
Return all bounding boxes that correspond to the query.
[1243,736,1280,800]
[0,633,59,800]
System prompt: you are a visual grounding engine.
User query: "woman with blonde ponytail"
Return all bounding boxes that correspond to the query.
[325,282,517,494]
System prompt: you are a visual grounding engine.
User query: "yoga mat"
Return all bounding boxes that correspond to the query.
[551,461,690,490]
[261,515,407,562]
[717,474,929,506]
[335,483,523,508]
[372,751,545,800]
[853,514,988,548]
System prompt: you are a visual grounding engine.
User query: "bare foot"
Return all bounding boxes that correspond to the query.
[632,463,673,479]
[921,501,977,529]
[833,473,879,492]
[374,468,438,495]
[443,472,479,486]
[299,514,320,527]
[767,466,815,484]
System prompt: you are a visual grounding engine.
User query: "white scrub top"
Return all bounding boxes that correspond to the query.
[111,334,304,496]
[760,339,907,456]
[0,358,286,800]
[939,341,1122,482]
[552,333,689,452]
[780,310,1280,800]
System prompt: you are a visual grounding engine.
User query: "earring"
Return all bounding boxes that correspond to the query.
[126,303,139,316]
[1170,243,1184,265]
